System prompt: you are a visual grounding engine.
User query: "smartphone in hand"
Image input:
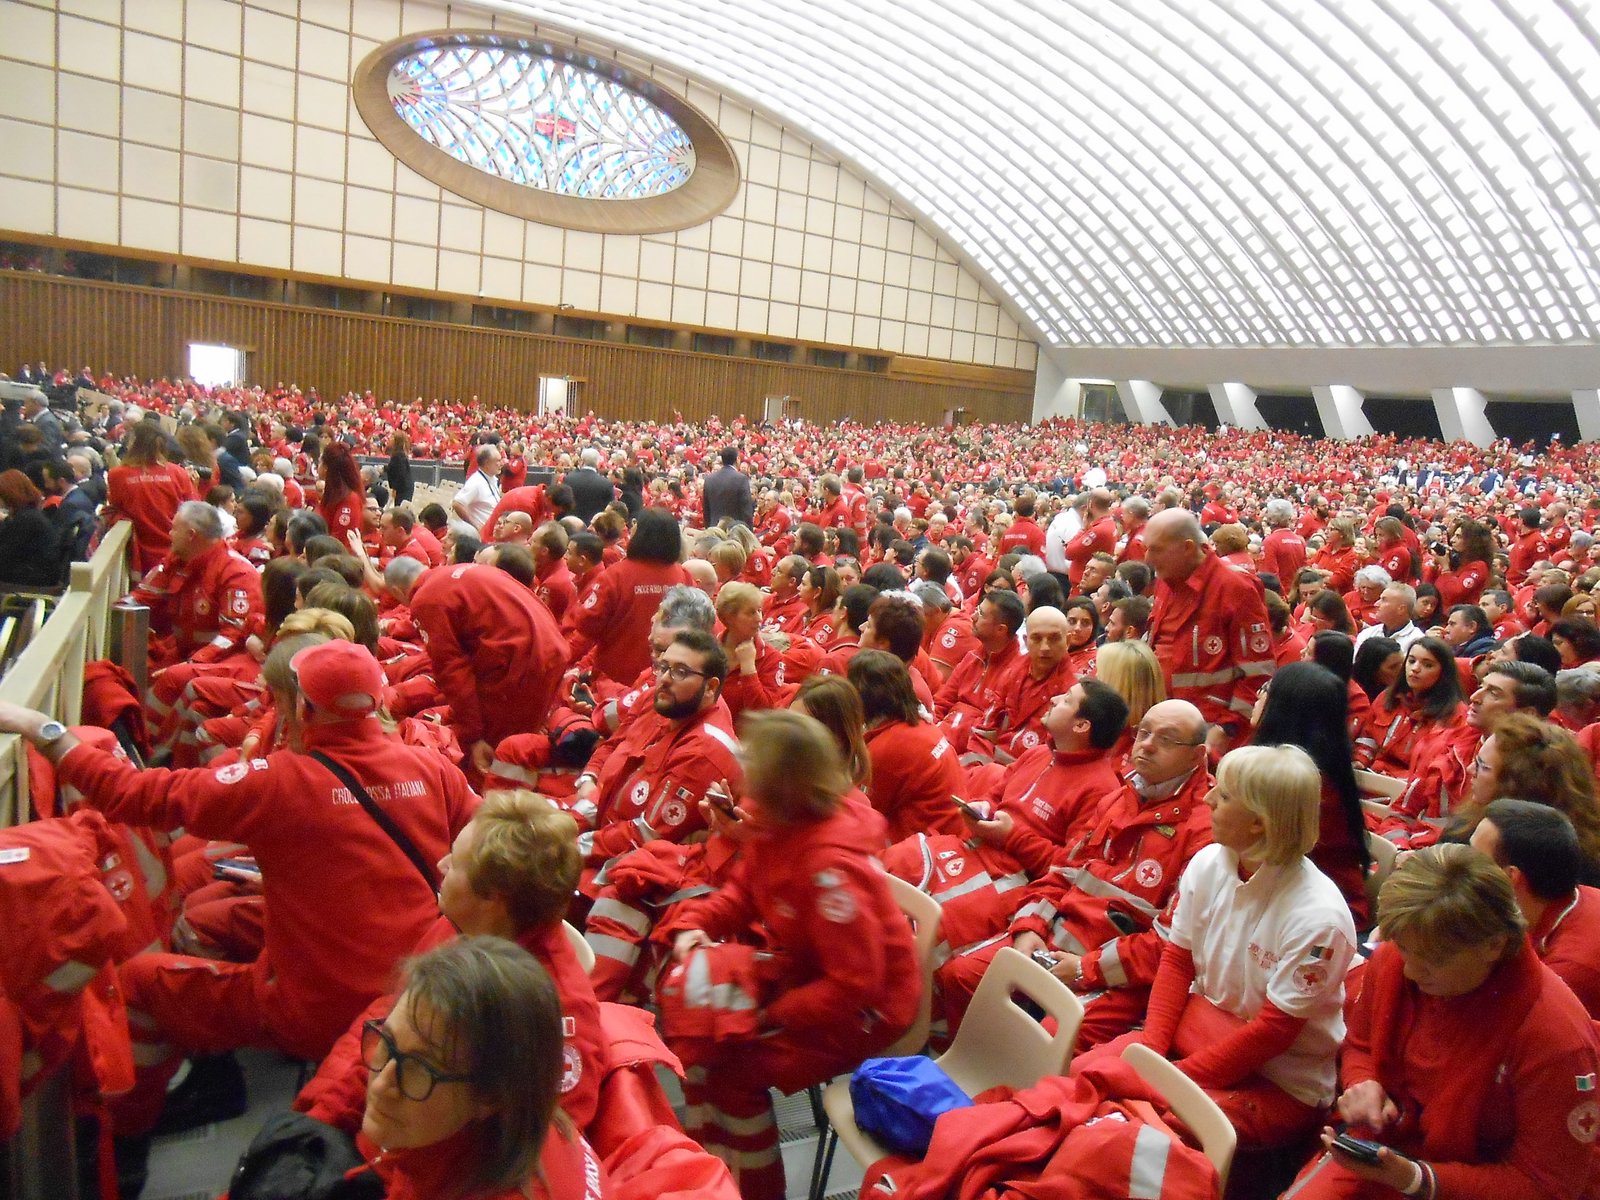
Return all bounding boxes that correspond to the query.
[1330,1133,1385,1166]
[706,782,739,820]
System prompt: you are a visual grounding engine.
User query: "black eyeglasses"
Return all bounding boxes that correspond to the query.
[360,1019,474,1102]
[653,657,709,683]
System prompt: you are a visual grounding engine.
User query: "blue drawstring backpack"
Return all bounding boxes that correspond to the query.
[850,1055,973,1157]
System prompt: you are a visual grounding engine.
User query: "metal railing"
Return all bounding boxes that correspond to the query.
[0,522,138,827]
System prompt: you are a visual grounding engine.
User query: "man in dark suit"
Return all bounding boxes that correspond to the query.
[565,447,617,524]
[702,446,754,529]
[35,458,96,563]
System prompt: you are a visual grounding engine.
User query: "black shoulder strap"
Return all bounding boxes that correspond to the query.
[309,751,438,895]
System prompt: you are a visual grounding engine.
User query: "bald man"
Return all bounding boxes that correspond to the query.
[1144,509,1274,749]
[936,699,1215,1044]
[965,605,1078,767]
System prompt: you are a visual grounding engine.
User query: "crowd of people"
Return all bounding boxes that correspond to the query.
[4,362,1600,1199]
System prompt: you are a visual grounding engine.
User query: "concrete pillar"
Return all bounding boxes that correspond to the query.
[1115,379,1173,426]
[1311,385,1375,439]
[1207,382,1267,430]
[1431,387,1497,447]
[1573,390,1600,443]
[1031,355,1083,421]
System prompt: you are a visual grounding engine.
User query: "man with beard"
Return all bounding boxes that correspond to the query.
[574,629,742,894]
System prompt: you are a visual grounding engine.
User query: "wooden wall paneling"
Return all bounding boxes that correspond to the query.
[0,271,1032,426]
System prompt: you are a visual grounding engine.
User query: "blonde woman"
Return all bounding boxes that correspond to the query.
[1081,744,1357,1149]
[716,580,783,718]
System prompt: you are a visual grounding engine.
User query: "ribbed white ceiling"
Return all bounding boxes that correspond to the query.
[469,0,1600,353]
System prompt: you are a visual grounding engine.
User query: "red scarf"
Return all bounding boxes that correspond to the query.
[1364,937,1543,1161]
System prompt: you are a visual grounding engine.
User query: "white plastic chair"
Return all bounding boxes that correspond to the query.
[1354,768,1405,801]
[807,875,942,1200]
[818,945,1084,1181]
[1121,1042,1236,1195]
[564,919,596,974]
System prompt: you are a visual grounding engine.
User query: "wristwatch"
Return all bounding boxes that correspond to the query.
[36,719,67,745]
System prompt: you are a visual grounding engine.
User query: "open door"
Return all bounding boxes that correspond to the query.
[187,342,246,387]
[539,376,585,417]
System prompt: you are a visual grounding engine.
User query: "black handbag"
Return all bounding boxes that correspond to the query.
[228,1111,384,1199]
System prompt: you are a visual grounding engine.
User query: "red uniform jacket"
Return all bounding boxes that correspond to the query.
[882,745,1123,953]
[228,533,273,569]
[535,557,577,623]
[720,638,784,720]
[1508,529,1549,586]
[1260,529,1307,586]
[567,559,693,686]
[1011,768,1214,992]
[58,720,478,1059]
[814,497,851,530]
[1312,545,1357,596]
[862,719,967,842]
[321,490,362,541]
[1378,542,1414,582]
[674,808,919,1046]
[973,656,1078,762]
[935,640,1022,751]
[926,611,980,676]
[762,591,807,636]
[1147,550,1274,730]
[358,1123,604,1200]
[133,540,263,665]
[1425,558,1490,608]
[581,700,743,868]
[1533,886,1600,1020]
[484,484,552,538]
[1116,526,1147,564]
[411,563,570,747]
[957,552,994,598]
[1332,941,1600,1200]
[107,462,196,573]
[1062,517,1117,587]
[295,916,604,1130]
[999,518,1046,558]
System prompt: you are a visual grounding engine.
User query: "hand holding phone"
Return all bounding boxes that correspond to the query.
[954,796,986,821]
[706,780,739,820]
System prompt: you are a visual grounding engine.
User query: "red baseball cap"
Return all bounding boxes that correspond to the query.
[290,640,384,719]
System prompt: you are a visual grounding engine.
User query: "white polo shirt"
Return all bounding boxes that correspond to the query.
[454,470,501,531]
[1169,844,1358,1107]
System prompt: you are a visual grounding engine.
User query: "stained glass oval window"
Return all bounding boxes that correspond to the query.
[354,32,738,233]
[388,47,695,199]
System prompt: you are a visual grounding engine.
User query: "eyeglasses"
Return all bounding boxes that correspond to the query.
[360,1019,474,1102]
[1132,724,1205,750]
[653,658,710,684]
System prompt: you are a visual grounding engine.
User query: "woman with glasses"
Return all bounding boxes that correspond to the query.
[661,710,918,1200]
[1078,744,1358,1151]
[355,937,604,1200]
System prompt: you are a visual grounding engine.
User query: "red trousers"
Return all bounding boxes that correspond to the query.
[680,1029,866,1200]
[933,933,1149,1048]
[115,952,274,1133]
[1076,1031,1322,1149]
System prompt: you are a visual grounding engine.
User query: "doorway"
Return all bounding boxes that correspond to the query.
[187,342,246,388]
